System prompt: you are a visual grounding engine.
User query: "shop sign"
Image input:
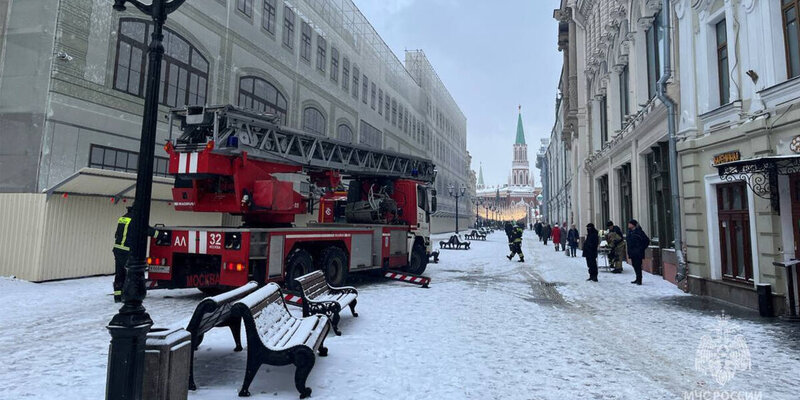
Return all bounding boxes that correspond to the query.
[713,151,741,166]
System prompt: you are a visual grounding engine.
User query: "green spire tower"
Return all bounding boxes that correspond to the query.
[511,106,530,186]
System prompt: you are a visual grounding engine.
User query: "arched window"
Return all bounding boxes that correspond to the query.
[302,107,326,135]
[238,76,288,123]
[114,19,209,107]
[336,123,353,142]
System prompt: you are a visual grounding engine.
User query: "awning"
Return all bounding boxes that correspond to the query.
[44,167,175,202]
[715,154,800,211]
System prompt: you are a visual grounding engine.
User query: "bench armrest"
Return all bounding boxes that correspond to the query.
[328,286,357,296]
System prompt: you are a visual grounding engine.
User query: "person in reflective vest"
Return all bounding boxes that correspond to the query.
[506,223,525,262]
[113,206,158,302]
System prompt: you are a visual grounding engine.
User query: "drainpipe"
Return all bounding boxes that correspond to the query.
[655,0,688,282]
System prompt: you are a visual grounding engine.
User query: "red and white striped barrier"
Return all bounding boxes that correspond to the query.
[384,271,430,288]
[283,293,304,307]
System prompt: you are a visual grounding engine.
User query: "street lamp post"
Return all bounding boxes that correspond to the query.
[447,184,467,234]
[473,197,483,228]
[106,1,186,399]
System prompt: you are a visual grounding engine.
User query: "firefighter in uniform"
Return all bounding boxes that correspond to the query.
[506,223,525,262]
[113,206,159,302]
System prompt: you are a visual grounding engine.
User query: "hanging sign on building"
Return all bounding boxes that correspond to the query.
[712,151,741,166]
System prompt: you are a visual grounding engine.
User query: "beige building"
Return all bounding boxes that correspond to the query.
[0,0,468,281]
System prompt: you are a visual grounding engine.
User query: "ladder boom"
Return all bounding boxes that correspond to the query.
[169,105,436,183]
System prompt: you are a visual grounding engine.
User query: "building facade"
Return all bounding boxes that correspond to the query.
[674,0,800,314]
[0,0,469,280]
[548,0,800,314]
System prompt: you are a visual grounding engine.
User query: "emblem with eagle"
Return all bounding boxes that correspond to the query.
[695,313,751,386]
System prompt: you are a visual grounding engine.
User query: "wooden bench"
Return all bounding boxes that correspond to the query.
[464,230,486,240]
[294,270,358,336]
[439,234,470,250]
[232,282,330,399]
[186,282,260,390]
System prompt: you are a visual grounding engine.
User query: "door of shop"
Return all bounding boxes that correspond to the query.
[789,174,800,310]
[717,182,753,282]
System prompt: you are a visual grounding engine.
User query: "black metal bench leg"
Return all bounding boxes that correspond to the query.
[188,347,197,391]
[330,311,342,336]
[229,317,243,352]
[318,334,329,357]
[293,350,315,399]
[349,299,358,317]
[238,357,261,397]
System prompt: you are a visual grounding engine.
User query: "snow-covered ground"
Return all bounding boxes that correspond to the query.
[2,231,799,399]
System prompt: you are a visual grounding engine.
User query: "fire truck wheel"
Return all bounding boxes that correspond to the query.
[407,243,428,275]
[285,249,313,292]
[320,246,349,287]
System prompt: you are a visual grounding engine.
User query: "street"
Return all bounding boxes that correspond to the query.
[1,230,798,399]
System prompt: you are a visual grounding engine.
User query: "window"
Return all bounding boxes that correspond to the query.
[385,95,390,121]
[784,0,800,78]
[646,12,661,99]
[647,142,673,247]
[316,35,327,72]
[599,95,608,145]
[378,89,383,115]
[342,57,350,91]
[362,74,368,104]
[89,144,169,177]
[302,107,326,135]
[283,6,295,49]
[238,76,288,123]
[370,83,376,110]
[717,182,753,282]
[262,0,276,34]
[398,105,403,130]
[352,66,359,99]
[716,19,730,105]
[599,175,609,228]
[391,98,397,125]
[359,120,382,148]
[300,21,312,62]
[237,0,253,17]
[115,19,209,107]
[330,47,339,82]
[336,123,353,142]
[618,163,632,231]
[619,65,629,125]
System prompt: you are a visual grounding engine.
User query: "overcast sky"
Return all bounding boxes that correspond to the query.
[354,0,562,187]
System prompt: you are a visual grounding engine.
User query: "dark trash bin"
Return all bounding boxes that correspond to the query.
[143,326,192,400]
[757,284,774,317]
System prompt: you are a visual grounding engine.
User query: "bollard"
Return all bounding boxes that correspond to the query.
[756,284,774,318]
[143,326,192,400]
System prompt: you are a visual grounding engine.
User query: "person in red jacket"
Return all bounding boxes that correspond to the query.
[552,223,562,251]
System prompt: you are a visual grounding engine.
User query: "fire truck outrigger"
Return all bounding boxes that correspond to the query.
[146,105,438,293]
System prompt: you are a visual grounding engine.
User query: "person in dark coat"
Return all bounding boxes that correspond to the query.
[534,221,542,242]
[626,219,650,285]
[542,222,551,245]
[560,223,568,256]
[567,224,579,257]
[506,223,525,262]
[583,223,599,282]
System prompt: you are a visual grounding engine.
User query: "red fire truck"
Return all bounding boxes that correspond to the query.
[146,105,437,293]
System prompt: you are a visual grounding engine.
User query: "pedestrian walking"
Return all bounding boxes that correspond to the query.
[583,223,599,282]
[567,224,579,257]
[507,222,525,262]
[504,221,514,244]
[552,222,562,251]
[560,223,568,256]
[604,221,626,274]
[113,206,159,302]
[534,221,542,242]
[625,219,650,285]
[542,222,551,245]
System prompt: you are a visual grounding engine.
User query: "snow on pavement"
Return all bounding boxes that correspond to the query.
[1,231,799,399]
